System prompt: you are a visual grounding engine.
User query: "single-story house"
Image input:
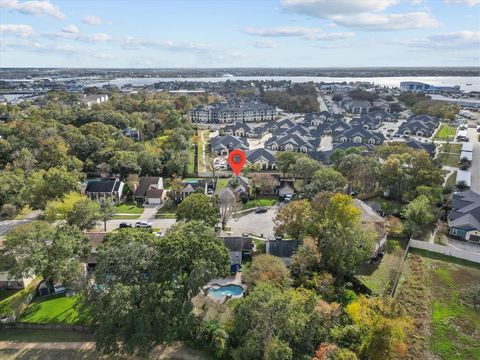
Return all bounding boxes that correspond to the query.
[266,239,301,266]
[278,181,295,198]
[456,170,471,188]
[448,190,480,243]
[134,177,165,204]
[84,232,108,271]
[220,235,253,264]
[85,178,125,203]
[210,135,249,155]
[246,148,277,170]
[354,199,388,257]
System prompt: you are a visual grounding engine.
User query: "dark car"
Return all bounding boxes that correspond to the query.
[119,223,133,229]
[255,207,268,214]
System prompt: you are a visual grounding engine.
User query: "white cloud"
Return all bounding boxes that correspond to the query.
[0,0,65,19]
[119,36,212,53]
[245,26,354,40]
[0,24,35,37]
[332,12,440,30]
[82,14,107,25]
[63,25,79,34]
[280,0,439,30]
[444,0,480,5]
[78,33,111,42]
[251,40,277,48]
[395,30,480,48]
[281,0,397,17]
[245,26,322,38]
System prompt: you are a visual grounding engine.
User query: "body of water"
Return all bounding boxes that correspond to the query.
[89,75,480,91]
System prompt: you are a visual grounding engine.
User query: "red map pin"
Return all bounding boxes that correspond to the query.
[227,149,247,176]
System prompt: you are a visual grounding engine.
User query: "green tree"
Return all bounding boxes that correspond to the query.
[176,193,218,227]
[276,152,300,178]
[44,192,85,221]
[293,155,321,183]
[401,195,434,232]
[21,167,81,209]
[229,283,328,360]
[109,151,141,178]
[303,168,347,199]
[99,197,116,232]
[90,222,229,356]
[66,198,101,230]
[309,194,375,277]
[3,221,90,285]
[274,200,312,239]
[244,254,292,289]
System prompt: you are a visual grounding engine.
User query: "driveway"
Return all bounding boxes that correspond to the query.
[467,126,480,192]
[447,237,480,254]
[140,204,161,220]
[228,204,279,239]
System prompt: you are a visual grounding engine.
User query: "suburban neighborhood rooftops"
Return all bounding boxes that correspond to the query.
[85,179,123,193]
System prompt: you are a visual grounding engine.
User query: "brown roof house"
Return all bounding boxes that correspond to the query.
[134,177,166,205]
[354,199,388,257]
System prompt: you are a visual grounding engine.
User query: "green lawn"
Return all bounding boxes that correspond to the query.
[0,277,42,317]
[397,253,480,360]
[243,197,278,209]
[445,172,457,189]
[19,294,92,325]
[357,238,407,295]
[215,178,229,193]
[439,143,462,154]
[434,124,457,141]
[155,202,177,219]
[114,202,144,214]
[112,214,141,220]
[436,152,459,167]
[366,197,403,216]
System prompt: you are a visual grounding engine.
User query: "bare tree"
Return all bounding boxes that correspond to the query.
[218,188,241,229]
[205,150,219,188]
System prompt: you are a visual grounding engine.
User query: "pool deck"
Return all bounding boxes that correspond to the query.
[203,272,245,301]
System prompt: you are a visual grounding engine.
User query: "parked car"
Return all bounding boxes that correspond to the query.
[154,231,164,237]
[255,207,268,214]
[284,194,294,202]
[53,284,66,295]
[207,188,214,195]
[135,221,152,228]
[476,125,480,132]
[119,222,133,229]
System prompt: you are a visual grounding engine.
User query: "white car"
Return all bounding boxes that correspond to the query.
[135,221,152,228]
[53,284,66,295]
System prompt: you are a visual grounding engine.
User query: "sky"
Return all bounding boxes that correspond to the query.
[0,0,479,68]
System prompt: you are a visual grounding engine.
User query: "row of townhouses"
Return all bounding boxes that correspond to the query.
[189,98,277,123]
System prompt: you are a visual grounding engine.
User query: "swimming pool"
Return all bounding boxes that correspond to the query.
[207,284,244,299]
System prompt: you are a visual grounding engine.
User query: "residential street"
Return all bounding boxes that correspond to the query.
[98,218,177,233]
[0,211,41,240]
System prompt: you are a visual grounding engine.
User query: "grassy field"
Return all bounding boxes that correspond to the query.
[366,197,404,216]
[155,202,177,219]
[434,124,457,141]
[396,252,480,360]
[439,143,462,154]
[112,214,141,220]
[114,202,144,214]
[436,153,459,167]
[215,178,229,194]
[19,294,92,325]
[445,172,457,189]
[243,197,278,209]
[357,238,407,295]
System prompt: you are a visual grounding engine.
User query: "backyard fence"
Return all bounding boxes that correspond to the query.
[409,239,480,264]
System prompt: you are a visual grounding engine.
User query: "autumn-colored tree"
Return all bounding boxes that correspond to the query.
[346,296,413,360]
[274,199,312,239]
[244,254,292,289]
